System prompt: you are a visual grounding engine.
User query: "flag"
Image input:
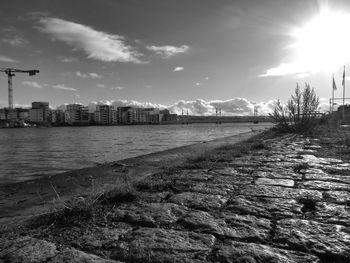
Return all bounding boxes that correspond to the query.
[342,66,345,87]
[333,75,337,90]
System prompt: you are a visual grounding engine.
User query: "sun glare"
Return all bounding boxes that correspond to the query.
[291,8,350,73]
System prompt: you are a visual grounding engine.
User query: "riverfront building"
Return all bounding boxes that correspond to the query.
[0,100,178,127]
[29,102,50,123]
[94,105,117,125]
[65,104,89,125]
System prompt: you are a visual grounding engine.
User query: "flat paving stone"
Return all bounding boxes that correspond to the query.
[213,175,254,186]
[234,185,323,200]
[299,181,350,191]
[189,182,238,195]
[112,202,188,227]
[314,202,350,226]
[70,223,132,250]
[225,195,303,219]
[255,178,295,187]
[49,248,119,263]
[110,228,215,263]
[0,236,57,263]
[213,241,320,263]
[221,212,271,243]
[171,169,213,182]
[168,192,228,211]
[253,170,302,180]
[323,190,350,204]
[178,210,227,236]
[304,172,350,184]
[273,219,350,259]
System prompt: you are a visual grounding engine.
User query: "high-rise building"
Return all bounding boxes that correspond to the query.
[29,101,50,123]
[65,104,89,125]
[94,105,117,125]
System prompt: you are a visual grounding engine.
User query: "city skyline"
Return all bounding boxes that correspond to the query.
[1,0,350,115]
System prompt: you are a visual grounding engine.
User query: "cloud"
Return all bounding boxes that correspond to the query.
[205,76,210,81]
[145,85,152,89]
[1,27,28,48]
[146,44,189,58]
[111,86,125,90]
[22,81,43,89]
[0,55,18,63]
[2,36,28,47]
[195,83,201,86]
[259,63,310,77]
[97,84,105,88]
[81,98,277,116]
[76,71,102,79]
[57,56,77,63]
[173,67,184,72]
[37,17,143,63]
[52,84,77,91]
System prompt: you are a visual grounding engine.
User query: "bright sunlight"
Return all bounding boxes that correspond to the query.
[262,7,350,77]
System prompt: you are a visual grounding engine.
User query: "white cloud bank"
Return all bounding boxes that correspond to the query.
[81,98,276,116]
[38,17,143,63]
[146,44,189,58]
[52,84,77,91]
[0,55,18,63]
[22,81,43,89]
[76,71,102,79]
[174,67,184,72]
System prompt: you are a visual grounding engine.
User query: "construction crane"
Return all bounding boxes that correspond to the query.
[0,68,39,109]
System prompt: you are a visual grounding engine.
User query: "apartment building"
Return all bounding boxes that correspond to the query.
[65,104,89,125]
[29,102,50,123]
[94,105,117,125]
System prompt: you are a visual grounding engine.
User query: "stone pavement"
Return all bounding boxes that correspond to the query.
[1,134,349,262]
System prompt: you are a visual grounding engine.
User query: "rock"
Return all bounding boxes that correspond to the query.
[273,219,350,259]
[112,202,188,227]
[0,236,57,263]
[189,182,238,195]
[168,192,228,210]
[213,174,254,186]
[299,181,350,191]
[314,202,350,226]
[221,212,271,242]
[71,223,132,250]
[213,241,320,263]
[253,170,301,180]
[138,191,171,203]
[171,169,213,181]
[211,167,241,176]
[255,178,294,187]
[225,195,303,219]
[179,210,224,233]
[49,248,119,262]
[301,155,330,167]
[110,228,215,262]
[234,185,323,200]
[304,171,350,184]
[323,191,350,204]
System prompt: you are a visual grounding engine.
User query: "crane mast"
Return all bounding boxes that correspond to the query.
[0,68,39,109]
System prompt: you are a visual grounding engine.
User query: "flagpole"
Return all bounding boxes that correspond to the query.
[343,65,346,122]
[332,74,335,113]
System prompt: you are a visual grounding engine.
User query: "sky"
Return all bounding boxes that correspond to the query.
[1,0,350,115]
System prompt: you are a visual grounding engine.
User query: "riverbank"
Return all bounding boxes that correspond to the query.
[1,125,349,262]
[0,127,268,227]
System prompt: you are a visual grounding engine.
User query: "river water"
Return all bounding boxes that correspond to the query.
[0,123,271,184]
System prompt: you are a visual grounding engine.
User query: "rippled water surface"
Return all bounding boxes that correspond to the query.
[0,123,271,184]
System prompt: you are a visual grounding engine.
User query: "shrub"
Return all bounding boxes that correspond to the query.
[270,83,320,133]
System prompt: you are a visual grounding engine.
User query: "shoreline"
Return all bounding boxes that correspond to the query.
[0,126,270,227]
[1,124,350,262]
